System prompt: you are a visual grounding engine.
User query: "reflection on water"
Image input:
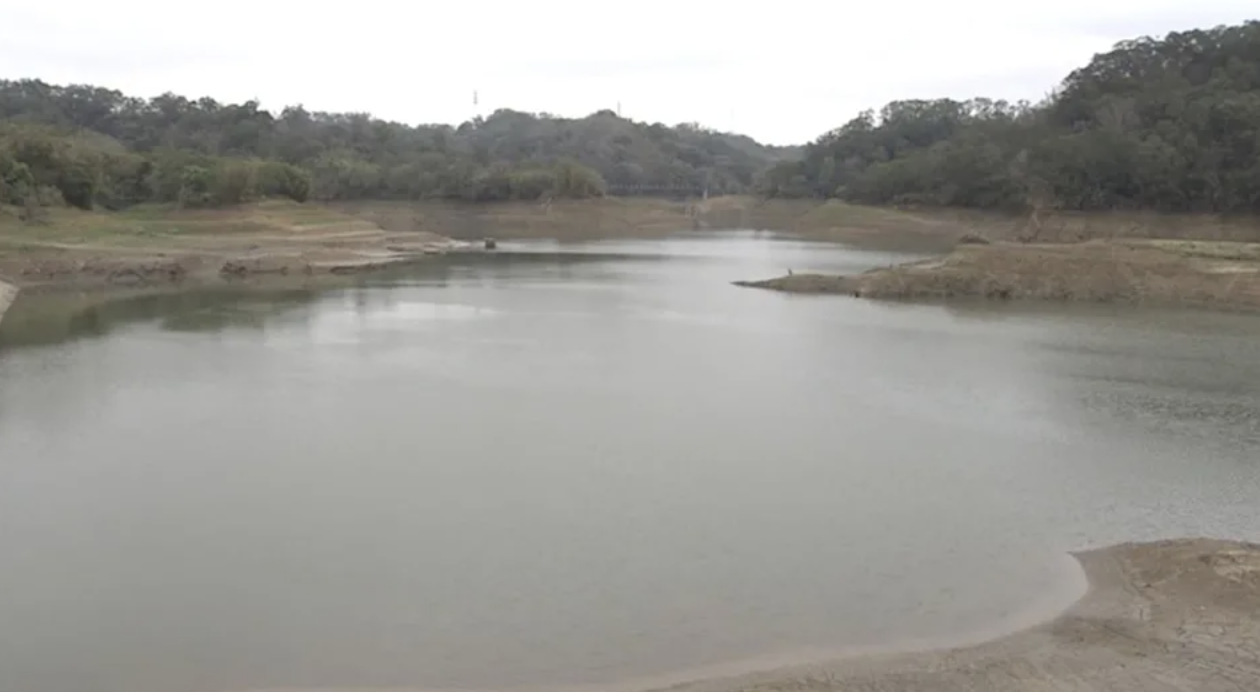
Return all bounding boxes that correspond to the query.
[0,287,319,348]
[0,234,1258,692]
[0,248,713,351]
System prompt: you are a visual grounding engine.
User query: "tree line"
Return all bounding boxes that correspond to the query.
[758,21,1260,214]
[0,80,792,212]
[4,19,1259,217]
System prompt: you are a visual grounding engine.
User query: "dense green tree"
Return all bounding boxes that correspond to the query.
[0,81,794,210]
[762,20,1260,214]
[0,121,316,210]
[6,20,1260,216]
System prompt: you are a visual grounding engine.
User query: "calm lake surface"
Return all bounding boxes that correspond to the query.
[1,232,1259,692]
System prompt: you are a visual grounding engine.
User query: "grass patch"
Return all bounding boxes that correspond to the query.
[803,200,939,227]
[0,201,379,251]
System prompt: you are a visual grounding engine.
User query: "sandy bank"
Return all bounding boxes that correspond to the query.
[0,201,486,294]
[2,197,946,294]
[332,197,971,252]
[9,198,1260,299]
[639,538,1260,692]
[736,239,1260,311]
[220,539,1260,692]
[334,198,1260,258]
[0,244,477,295]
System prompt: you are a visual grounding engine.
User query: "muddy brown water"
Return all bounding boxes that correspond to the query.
[1,231,1259,692]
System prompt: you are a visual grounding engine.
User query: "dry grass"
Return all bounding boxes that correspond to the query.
[904,207,1260,244]
[0,200,382,251]
[0,201,465,290]
[328,196,972,251]
[696,198,959,250]
[332,197,702,241]
[8,197,1260,252]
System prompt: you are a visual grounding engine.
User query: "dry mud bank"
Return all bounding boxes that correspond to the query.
[0,201,483,296]
[333,197,972,251]
[737,239,1260,311]
[335,197,1260,250]
[8,198,1260,311]
[0,197,943,300]
[643,538,1260,692]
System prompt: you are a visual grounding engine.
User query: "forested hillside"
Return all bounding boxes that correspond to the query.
[759,21,1260,214]
[6,20,1259,218]
[0,80,791,211]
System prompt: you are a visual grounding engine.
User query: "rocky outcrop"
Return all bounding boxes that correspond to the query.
[219,257,303,278]
[0,277,17,329]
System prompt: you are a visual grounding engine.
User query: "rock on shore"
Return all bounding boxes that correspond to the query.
[0,277,17,328]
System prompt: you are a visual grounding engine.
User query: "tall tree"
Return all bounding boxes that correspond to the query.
[762,20,1260,214]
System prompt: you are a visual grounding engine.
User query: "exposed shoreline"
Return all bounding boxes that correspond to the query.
[0,248,478,331]
[737,239,1260,312]
[632,537,1260,692]
[8,198,1260,325]
[0,229,481,291]
[0,196,931,329]
[0,200,495,330]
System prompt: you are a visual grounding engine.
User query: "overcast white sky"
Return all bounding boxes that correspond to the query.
[1,0,1255,144]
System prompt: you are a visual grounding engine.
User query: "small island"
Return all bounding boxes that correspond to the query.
[736,238,1260,311]
[737,21,1260,311]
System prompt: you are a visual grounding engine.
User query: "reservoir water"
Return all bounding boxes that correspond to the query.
[1,232,1258,692]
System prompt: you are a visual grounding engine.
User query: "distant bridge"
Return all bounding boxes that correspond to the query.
[604,183,709,197]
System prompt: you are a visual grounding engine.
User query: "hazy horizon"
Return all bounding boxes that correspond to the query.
[1,0,1255,145]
